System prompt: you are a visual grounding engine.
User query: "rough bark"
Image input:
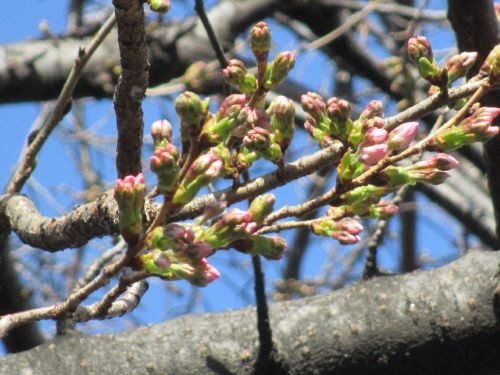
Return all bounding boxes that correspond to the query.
[1,250,499,374]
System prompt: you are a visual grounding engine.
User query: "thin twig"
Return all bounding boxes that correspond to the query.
[5,13,116,194]
[194,0,229,95]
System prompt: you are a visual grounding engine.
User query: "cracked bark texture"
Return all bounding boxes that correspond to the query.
[1,250,499,375]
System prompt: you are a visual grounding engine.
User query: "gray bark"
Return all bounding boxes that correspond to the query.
[1,250,499,375]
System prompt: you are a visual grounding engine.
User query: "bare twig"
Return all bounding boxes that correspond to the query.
[5,13,116,194]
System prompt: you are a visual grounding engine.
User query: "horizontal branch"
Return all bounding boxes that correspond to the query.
[1,250,499,374]
[0,143,344,250]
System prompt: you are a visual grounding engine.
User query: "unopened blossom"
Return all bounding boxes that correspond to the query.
[388,122,419,151]
[114,173,146,244]
[151,119,173,146]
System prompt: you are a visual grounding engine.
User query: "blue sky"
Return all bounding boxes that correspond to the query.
[0,0,467,345]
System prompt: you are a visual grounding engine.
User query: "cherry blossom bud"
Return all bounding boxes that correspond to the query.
[184,241,214,259]
[200,201,228,222]
[264,51,296,89]
[114,173,146,245]
[191,258,220,286]
[445,52,478,83]
[176,91,209,144]
[251,21,271,56]
[246,235,287,260]
[249,194,275,224]
[217,94,247,119]
[327,97,352,139]
[150,143,179,194]
[151,119,173,145]
[424,153,459,171]
[359,143,388,165]
[148,0,171,13]
[432,107,500,149]
[173,149,224,205]
[368,201,399,219]
[364,127,388,145]
[311,217,363,244]
[480,45,500,82]
[222,59,257,93]
[407,36,433,63]
[301,92,327,122]
[269,96,295,154]
[152,250,171,269]
[388,122,419,151]
[361,100,384,120]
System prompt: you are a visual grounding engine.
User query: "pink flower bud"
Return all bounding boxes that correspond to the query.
[407,36,433,63]
[326,97,351,122]
[445,52,478,83]
[301,92,327,122]
[222,59,247,85]
[152,250,171,269]
[364,127,388,145]
[336,217,364,235]
[251,21,271,56]
[427,153,459,171]
[361,100,383,119]
[243,127,271,150]
[218,94,247,118]
[388,122,419,151]
[151,119,173,144]
[359,143,388,165]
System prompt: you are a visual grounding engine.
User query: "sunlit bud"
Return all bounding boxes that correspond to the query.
[311,217,363,244]
[222,59,257,93]
[432,107,500,149]
[264,51,296,89]
[148,0,171,13]
[114,173,146,245]
[363,127,388,145]
[150,143,179,194]
[388,121,419,150]
[361,100,384,120]
[151,119,173,145]
[359,143,388,165]
[202,104,248,144]
[269,96,295,153]
[251,21,272,56]
[173,149,224,205]
[445,52,477,83]
[407,36,433,63]
[249,194,275,224]
[301,92,327,122]
[217,94,247,119]
[327,97,351,122]
[146,224,194,252]
[176,92,209,148]
[480,45,500,82]
[246,235,287,260]
[243,127,271,150]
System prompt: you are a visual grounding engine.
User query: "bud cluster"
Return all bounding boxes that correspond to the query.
[430,107,500,150]
[311,217,364,244]
[114,173,146,245]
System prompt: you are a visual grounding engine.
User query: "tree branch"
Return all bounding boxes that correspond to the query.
[112,0,148,177]
[1,250,499,374]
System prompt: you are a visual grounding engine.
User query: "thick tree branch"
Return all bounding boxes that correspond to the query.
[113,0,148,177]
[1,250,499,374]
[0,0,283,104]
